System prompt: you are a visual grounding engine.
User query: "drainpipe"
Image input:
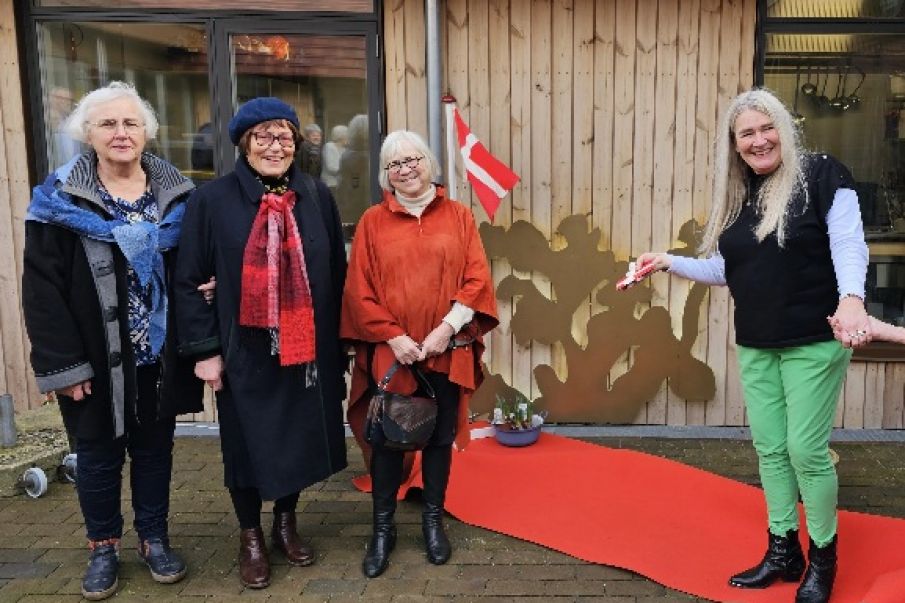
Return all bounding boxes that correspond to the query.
[426,0,443,184]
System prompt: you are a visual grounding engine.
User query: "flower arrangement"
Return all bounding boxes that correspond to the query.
[492,392,546,448]
[493,392,535,430]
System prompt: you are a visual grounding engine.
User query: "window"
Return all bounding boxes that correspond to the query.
[25,6,382,241]
[761,5,905,358]
[36,21,212,181]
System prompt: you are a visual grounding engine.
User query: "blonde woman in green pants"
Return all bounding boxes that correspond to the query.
[638,89,869,603]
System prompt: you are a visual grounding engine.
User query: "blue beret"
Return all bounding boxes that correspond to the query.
[228,97,300,145]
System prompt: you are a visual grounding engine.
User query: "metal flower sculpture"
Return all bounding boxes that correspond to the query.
[473,215,715,423]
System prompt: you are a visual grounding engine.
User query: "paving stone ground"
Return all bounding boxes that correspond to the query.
[0,435,903,602]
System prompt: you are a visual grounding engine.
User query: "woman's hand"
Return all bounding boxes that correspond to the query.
[828,296,872,348]
[387,335,422,365]
[197,276,216,305]
[56,380,91,401]
[195,355,224,391]
[419,322,455,360]
[636,252,672,272]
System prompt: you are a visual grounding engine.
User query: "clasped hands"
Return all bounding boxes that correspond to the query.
[827,295,872,349]
[387,323,455,365]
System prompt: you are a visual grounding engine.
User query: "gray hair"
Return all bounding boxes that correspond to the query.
[330,124,348,142]
[63,81,159,143]
[378,130,441,192]
[699,88,807,255]
[303,123,322,137]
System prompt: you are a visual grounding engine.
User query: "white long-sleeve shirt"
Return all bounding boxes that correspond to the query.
[668,188,868,300]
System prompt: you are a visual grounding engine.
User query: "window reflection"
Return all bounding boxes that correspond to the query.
[231,33,371,239]
[37,22,212,182]
[767,0,905,18]
[765,33,905,326]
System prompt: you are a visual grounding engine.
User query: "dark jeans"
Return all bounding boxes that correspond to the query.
[75,365,175,542]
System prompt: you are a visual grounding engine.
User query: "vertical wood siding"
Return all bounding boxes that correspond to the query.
[382,0,905,428]
[0,0,901,429]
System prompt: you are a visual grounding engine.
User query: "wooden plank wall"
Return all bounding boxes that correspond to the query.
[0,0,40,414]
[0,0,901,429]
[382,0,905,428]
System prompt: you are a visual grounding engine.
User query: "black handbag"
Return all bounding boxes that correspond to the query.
[366,361,437,451]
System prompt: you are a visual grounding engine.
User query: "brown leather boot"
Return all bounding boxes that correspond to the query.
[271,511,315,567]
[238,527,270,589]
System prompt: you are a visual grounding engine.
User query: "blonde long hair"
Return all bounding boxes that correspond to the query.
[699,89,808,255]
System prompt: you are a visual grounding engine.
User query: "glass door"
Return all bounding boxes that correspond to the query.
[32,20,213,182]
[213,21,381,238]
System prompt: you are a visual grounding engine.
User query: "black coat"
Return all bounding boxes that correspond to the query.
[22,152,204,440]
[174,159,348,500]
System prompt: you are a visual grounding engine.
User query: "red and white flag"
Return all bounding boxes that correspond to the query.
[452,107,520,222]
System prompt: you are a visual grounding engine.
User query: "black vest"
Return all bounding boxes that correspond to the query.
[719,154,856,348]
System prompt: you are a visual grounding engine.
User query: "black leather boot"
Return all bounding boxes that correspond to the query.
[795,536,837,603]
[363,448,403,578]
[421,445,452,565]
[729,529,805,588]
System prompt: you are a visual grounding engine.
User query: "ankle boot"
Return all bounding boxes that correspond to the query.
[363,509,397,578]
[795,536,837,603]
[729,529,805,588]
[421,445,453,565]
[271,511,315,567]
[238,527,270,589]
[363,447,403,578]
[422,503,451,565]
[81,539,120,601]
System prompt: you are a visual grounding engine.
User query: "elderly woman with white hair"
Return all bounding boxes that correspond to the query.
[637,88,869,603]
[341,130,498,578]
[22,81,204,600]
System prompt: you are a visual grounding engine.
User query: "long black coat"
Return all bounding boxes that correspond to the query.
[22,152,204,440]
[174,158,348,500]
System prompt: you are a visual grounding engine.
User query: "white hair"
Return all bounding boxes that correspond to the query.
[378,130,441,192]
[330,124,348,142]
[63,81,159,143]
[699,88,807,255]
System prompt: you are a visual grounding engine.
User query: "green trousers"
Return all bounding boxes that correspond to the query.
[736,340,851,547]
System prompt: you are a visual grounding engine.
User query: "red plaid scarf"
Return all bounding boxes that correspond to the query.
[239,190,316,366]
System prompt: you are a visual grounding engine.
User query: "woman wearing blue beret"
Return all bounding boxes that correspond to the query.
[174,97,348,589]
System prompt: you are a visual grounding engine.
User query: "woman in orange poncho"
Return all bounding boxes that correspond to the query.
[341,130,498,578]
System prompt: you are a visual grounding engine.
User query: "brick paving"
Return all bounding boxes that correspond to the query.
[0,435,903,602]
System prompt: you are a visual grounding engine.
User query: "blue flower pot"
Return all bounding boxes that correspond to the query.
[493,425,541,447]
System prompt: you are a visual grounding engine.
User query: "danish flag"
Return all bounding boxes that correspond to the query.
[453,108,520,222]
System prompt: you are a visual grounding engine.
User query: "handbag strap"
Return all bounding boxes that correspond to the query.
[377,360,436,399]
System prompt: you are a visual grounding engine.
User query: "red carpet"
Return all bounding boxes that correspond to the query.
[353,430,905,603]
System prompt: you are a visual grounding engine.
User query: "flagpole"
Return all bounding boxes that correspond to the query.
[442,94,457,199]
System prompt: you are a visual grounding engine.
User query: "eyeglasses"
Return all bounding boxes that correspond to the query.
[385,155,423,173]
[252,131,296,148]
[88,119,144,135]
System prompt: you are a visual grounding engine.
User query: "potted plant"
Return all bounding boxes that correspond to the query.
[492,392,545,447]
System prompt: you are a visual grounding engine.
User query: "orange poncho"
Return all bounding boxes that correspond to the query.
[340,187,498,455]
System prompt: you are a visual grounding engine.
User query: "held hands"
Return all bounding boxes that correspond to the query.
[827,296,872,349]
[195,355,224,391]
[387,323,455,365]
[56,380,92,401]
